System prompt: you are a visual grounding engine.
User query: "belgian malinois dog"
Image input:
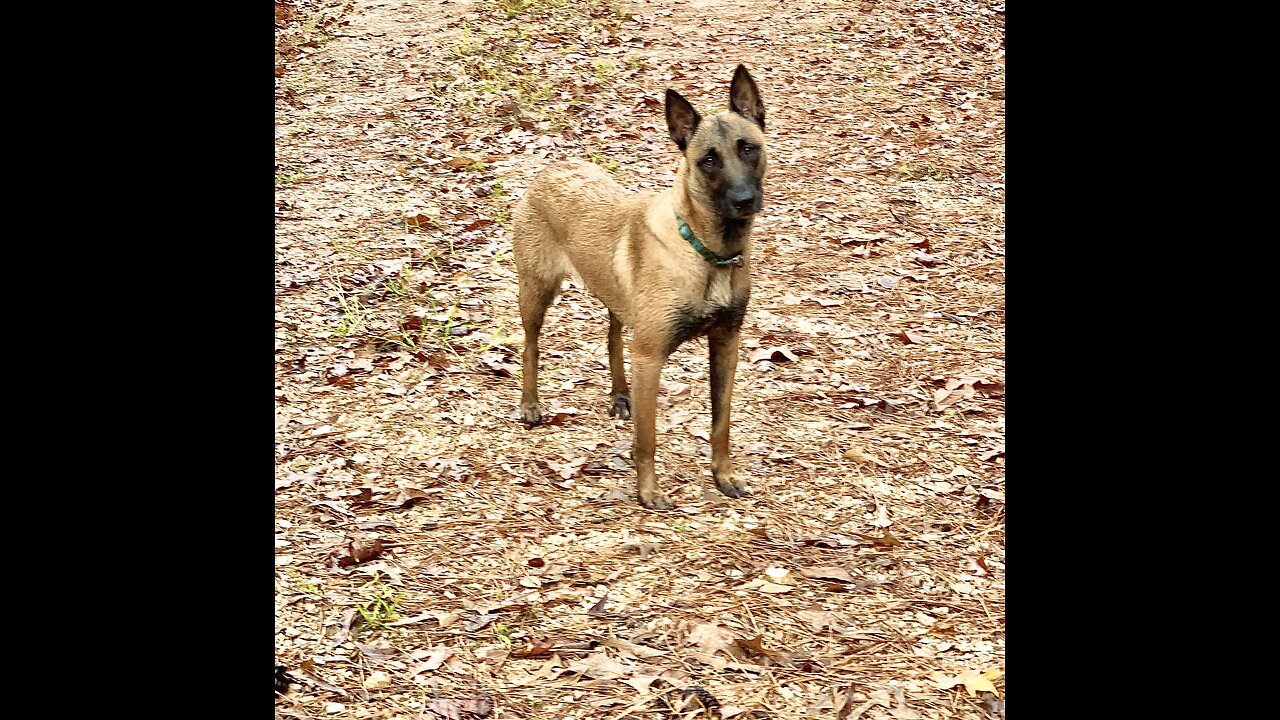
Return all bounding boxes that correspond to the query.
[512,65,767,509]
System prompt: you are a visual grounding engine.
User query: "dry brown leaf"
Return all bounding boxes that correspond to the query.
[687,623,736,656]
[410,647,455,677]
[733,635,792,664]
[599,637,668,659]
[796,608,837,632]
[424,695,492,719]
[749,346,799,363]
[858,530,903,547]
[757,581,794,593]
[565,651,632,679]
[798,566,857,583]
[930,668,1002,697]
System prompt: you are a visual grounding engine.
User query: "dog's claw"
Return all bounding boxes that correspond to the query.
[609,395,632,419]
[639,491,673,510]
[715,474,747,498]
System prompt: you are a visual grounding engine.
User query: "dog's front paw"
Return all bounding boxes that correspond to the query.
[608,394,632,419]
[638,488,673,510]
[715,472,748,499]
[519,402,543,425]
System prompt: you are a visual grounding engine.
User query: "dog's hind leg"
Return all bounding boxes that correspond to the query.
[607,311,631,419]
[513,212,564,426]
[517,277,557,425]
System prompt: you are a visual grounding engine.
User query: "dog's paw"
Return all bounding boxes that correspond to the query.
[715,473,748,499]
[608,394,632,420]
[639,489,673,510]
[519,403,543,425]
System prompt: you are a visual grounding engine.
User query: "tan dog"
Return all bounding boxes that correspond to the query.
[512,65,767,509]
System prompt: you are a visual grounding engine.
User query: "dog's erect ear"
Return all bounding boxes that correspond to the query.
[729,64,765,129]
[665,89,701,152]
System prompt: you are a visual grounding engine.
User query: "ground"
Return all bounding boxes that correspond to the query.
[274,0,1005,718]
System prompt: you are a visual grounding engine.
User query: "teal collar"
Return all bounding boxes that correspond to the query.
[675,212,743,267]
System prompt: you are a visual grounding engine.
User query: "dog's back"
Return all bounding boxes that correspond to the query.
[512,160,652,321]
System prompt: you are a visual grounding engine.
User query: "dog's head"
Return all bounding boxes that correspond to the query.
[665,65,767,222]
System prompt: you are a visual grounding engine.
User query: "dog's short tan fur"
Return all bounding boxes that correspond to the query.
[513,65,767,509]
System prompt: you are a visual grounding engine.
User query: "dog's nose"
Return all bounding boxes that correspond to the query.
[728,187,759,214]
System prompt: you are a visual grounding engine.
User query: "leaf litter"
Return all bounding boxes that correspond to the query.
[276,0,1004,717]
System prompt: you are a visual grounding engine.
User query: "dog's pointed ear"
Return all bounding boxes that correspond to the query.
[729,64,765,129]
[665,89,701,152]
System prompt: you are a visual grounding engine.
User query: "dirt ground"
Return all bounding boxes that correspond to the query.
[274,0,1005,718]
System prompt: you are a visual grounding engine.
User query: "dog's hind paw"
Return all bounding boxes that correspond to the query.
[608,394,632,419]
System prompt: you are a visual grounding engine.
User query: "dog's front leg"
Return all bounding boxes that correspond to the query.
[708,326,746,497]
[629,341,671,509]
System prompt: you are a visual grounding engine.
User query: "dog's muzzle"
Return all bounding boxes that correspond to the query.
[726,186,763,218]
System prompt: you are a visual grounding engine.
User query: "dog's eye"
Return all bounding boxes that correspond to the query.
[699,153,720,170]
[739,143,758,158]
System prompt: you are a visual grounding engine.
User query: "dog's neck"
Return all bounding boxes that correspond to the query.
[672,165,754,260]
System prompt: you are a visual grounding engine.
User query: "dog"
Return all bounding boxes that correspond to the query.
[512,64,767,509]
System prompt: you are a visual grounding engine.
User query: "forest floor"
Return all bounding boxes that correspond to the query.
[275,0,1005,718]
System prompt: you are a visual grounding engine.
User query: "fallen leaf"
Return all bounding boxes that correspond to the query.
[354,641,397,661]
[661,381,692,401]
[565,651,632,679]
[599,637,668,659]
[328,608,360,650]
[389,611,456,627]
[363,670,392,689]
[424,695,492,719]
[757,582,794,593]
[394,483,434,507]
[586,593,611,617]
[687,623,736,656]
[930,668,1002,697]
[733,635,792,664]
[335,535,383,567]
[857,530,902,547]
[622,675,660,694]
[463,613,497,632]
[545,456,588,479]
[297,659,350,696]
[898,330,927,344]
[412,647,455,676]
[749,346,798,363]
[979,445,1005,461]
[796,608,837,632]
[982,692,1006,719]
[277,467,324,491]
[843,446,875,464]
[798,566,857,583]
[764,567,793,584]
[510,639,557,658]
[911,250,943,266]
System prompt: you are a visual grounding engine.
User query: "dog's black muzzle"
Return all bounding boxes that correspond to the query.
[724,184,763,219]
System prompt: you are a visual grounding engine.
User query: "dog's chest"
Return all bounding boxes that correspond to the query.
[666,271,748,353]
